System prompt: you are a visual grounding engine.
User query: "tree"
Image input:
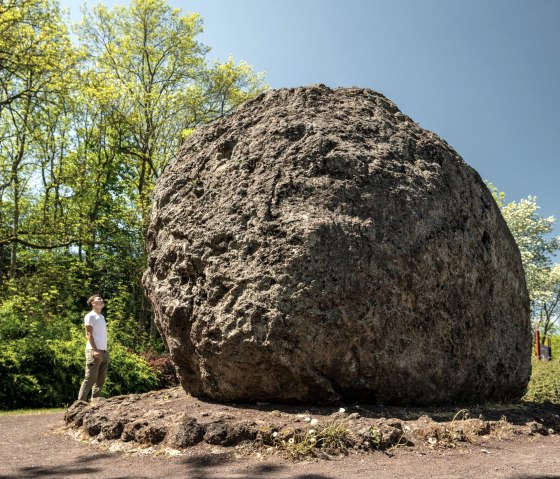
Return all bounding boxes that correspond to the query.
[0,0,268,408]
[77,0,267,229]
[0,0,60,112]
[534,264,560,339]
[489,184,560,338]
[0,0,75,113]
[0,0,75,278]
[76,0,267,337]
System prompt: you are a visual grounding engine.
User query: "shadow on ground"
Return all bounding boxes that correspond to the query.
[0,450,336,479]
[508,476,560,479]
[220,398,560,426]
[180,453,336,479]
[0,453,115,479]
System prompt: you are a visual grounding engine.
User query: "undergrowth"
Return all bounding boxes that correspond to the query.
[523,356,560,404]
[281,420,351,458]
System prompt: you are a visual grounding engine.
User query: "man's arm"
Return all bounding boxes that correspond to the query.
[85,325,101,358]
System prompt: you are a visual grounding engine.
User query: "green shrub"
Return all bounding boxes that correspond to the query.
[523,356,560,404]
[0,255,161,410]
[0,332,82,409]
[550,336,560,355]
[0,322,159,410]
[103,341,159,396]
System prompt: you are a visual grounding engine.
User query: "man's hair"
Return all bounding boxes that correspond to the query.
[87,294,101,306]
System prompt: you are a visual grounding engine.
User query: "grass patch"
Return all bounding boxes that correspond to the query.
[0,407,65,416]
[281,419,351,459]
[551,335,560,355]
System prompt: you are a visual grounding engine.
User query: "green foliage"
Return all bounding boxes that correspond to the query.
[102,341,159,397]
[0,317,159,410]
[0,240,158,410]
[369,426,381,448]
[487,183,560,336]
[0,317,81,409]
[76,0,268,223]
[280,420,351,458]
[318,420,351,451]
[0,0,75,114]
[0,0,265,409]
[523,354,560,405]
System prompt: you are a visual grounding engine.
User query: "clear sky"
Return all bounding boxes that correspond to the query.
[61,0,560,240]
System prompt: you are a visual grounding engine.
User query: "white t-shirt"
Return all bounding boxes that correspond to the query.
[84,311,107,350]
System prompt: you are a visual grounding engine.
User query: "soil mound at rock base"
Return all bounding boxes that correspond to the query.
[64,388,560,459]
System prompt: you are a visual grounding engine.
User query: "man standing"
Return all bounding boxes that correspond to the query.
[77,295,109,401]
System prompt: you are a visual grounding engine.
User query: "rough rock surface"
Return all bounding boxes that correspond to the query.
[143,84,531,405]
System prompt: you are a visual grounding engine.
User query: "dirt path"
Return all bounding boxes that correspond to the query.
[1,412,559,479]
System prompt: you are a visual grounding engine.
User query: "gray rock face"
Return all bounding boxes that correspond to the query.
[143,85,531,405]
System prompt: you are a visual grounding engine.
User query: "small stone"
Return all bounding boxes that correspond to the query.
[83,414,107,437]
[204,422,228,445]
[121,420,148,442]
[136,425,167,445]
[101,421,125,440]
[64,401,89,425]
[529,421,549,436]
[169,416,205,448]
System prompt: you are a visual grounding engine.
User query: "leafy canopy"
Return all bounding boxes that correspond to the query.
[488,183,560,337]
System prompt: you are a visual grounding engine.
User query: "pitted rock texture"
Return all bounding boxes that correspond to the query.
[143,85,531,405]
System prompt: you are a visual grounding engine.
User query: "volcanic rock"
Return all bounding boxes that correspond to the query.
[143,84,531,405]
[169,415,205,447]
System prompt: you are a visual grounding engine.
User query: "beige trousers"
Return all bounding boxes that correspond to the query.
[77,349,109,401]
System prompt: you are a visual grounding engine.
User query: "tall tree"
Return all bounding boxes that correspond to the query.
[0,0,268,409]
[534,264,560,339]
[0,0,267,345]
[489,184,560,338]
[77,0,267,336]
[0,0,75,278]
[77,0,267,229]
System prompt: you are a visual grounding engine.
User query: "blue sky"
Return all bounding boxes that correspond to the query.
[61,0,560,240]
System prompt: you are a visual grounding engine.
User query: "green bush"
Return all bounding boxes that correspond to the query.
[551,336,560,355]
[102,341,159,397]
[0,332,82,409]
[523,355,560,405]
[0,321,159,410]
[0,253,162,410]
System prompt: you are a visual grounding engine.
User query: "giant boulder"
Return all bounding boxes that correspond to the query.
[143,85,531,405]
